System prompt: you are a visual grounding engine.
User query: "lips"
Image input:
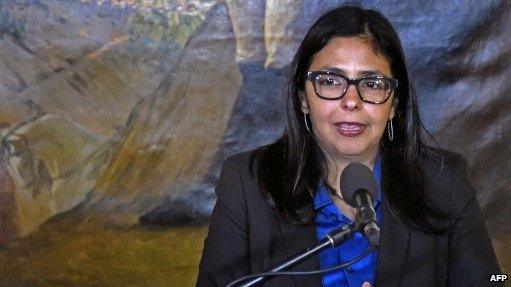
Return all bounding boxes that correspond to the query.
[334,122,365,137]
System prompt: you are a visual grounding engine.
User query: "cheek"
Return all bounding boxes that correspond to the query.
[304,82,315,103]
[366,105,393,127]
[305,82,338,116]
[307,97,337,122]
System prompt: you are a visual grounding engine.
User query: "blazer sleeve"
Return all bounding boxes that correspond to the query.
[196,155,249,287]
[447,156,503,286]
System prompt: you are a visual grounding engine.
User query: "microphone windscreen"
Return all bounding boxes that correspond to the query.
[339,162,377,207]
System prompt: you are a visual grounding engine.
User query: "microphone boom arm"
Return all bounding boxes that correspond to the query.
[235,223,357,287]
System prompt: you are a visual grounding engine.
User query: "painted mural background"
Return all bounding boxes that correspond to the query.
[0,0,509,286]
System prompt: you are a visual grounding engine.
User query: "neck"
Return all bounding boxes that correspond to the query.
[324,150,378,198]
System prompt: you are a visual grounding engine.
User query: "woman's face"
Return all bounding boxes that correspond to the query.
[301,36,397,166]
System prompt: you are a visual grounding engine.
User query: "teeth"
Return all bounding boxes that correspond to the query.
[339,123,362,131]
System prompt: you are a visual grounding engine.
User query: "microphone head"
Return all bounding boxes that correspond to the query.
[339,162,378,207]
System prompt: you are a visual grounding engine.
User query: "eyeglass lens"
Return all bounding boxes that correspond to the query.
[313,74,392,102]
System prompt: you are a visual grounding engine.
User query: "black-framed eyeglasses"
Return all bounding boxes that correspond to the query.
[306,71,398,104]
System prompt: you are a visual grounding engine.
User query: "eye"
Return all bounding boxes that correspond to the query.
[361,78,389,90]
[316,75,343,86]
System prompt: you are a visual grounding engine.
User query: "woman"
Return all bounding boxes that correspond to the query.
[197,5,502,287]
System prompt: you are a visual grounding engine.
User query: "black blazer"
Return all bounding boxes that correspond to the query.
[196,150,502,287]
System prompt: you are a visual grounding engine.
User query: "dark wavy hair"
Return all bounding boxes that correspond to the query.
[250,5,444,232]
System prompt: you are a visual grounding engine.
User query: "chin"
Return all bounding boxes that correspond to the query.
[334,144,376,161]
[338,150,368,159]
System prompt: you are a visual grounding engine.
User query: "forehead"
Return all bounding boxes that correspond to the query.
[309,36,392,76]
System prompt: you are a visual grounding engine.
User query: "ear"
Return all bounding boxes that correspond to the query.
[299,90,309,114]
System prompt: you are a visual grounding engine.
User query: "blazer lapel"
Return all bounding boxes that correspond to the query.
[277,209,323,287]
[376,201,411,287]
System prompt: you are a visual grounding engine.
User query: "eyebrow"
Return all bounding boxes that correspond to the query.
[322,67,388,77]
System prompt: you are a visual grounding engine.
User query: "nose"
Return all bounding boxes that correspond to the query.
[340,84,362,111]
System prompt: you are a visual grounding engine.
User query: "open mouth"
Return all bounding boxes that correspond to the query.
[334,122,365,137]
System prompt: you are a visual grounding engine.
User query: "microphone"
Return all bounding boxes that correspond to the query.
[340,162,380,246]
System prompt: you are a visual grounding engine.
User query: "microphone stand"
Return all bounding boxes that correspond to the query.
[236,222,360,287]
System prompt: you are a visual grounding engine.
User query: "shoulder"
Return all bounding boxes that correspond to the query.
[214,149,281,230]
[215,149,262,204]
[421,148,476,216]
[220,149,259,180]
[223,149,256,167]
[421,148,466,178]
